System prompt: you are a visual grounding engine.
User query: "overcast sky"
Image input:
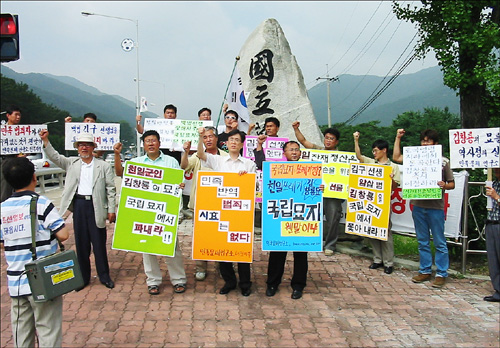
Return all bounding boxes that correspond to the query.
[1,1,438,120]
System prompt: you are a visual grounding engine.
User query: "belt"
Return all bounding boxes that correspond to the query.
[486,220,500,225]
[75,194,92,200]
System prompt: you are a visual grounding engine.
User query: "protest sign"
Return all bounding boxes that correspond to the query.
[402,145,442,199]
[112,161,184,257]
[262,161,323,252]
[65,122,120,151]
[242,135,288,161]
[192,171,256,263]
[243,135,288,203]
[345,163,392,241]
[1,124,46,155]
[449,127,499,168]
[144,119,212,151]
[300,149,358,199]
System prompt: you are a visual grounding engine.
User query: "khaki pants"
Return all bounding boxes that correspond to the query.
[11,295,63,348]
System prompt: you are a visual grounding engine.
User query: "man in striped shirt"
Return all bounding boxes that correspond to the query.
[1,157,69,348]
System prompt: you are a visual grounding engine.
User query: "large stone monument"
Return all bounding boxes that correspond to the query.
[237,18,323,143]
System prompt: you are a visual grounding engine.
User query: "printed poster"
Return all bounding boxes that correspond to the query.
[262,161,323,252]
[144,119,213,151]
[402,145,442,199]
[0,124,47,155]
[345,163,392,241]
[192,171,256,263]
[112,161,184,257]
[449,127,499,168]
[65,122,120,151]
[299,149,358,199]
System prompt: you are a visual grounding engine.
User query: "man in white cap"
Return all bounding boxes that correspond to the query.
[39,129,116,289]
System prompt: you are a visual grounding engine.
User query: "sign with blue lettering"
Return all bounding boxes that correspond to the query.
[262,161,323,252]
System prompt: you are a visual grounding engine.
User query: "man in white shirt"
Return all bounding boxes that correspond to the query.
[196,128,256,296]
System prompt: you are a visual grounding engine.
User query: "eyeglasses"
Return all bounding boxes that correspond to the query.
[144,139,159,144]
[324,136,337,141]
[227,137,241,143]
[285,148,300,153]
[225,116,237,120]
[78,143,94,148]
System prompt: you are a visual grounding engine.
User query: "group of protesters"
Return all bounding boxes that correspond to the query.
[1,104,499,347]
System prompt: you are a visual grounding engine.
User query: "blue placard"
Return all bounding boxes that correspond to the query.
[261,161,323,252]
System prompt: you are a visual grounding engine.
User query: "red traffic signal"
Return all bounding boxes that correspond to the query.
[1,13,20,62]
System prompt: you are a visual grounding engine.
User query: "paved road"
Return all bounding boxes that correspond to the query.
[1,186,498,347]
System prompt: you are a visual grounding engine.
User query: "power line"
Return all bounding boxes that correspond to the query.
[337,23,413,108]
[342,49,418,125]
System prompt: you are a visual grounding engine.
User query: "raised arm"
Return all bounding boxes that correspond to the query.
[135,114,144,134]
[181,141,191,169]
[353,131,364,163]
[113,142,124,177]
[39,129,72,169]
[292,121,314,149]
[393,128,405,163]
[196,127,207,162]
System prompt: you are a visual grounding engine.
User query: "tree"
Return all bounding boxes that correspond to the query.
[393,1,500,128]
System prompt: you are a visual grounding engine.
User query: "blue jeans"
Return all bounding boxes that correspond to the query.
[412,206,449,277]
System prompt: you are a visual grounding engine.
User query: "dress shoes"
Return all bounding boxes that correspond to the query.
[483,295,500,302]
[266,286,277,297]
[291,289,303,300]
[101,280,115,289]
[384,266,393,274]
[219,285,236,294]
[369,263,383,269]
[241,288,251,296]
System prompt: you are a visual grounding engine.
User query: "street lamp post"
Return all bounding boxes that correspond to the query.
[316,64,339,128]
[81,11,142,157]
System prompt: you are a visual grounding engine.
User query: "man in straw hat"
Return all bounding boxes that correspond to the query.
[40,129,117,290]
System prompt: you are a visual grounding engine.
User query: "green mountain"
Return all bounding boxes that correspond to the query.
[2,65,458,129]
[0,66,157,128]
[308,66,459,126]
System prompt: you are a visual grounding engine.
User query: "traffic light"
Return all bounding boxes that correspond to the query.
[1,14,20,62]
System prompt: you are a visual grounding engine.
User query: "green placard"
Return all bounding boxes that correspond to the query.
[402,188,442,200]
[112,161,184,257]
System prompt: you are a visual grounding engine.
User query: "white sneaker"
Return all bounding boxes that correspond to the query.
[195,272,206,281]
[324,249,334,256]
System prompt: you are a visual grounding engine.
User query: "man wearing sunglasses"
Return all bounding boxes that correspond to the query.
[217,110,240,152]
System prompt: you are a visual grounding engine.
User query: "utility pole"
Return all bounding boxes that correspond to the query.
[316,64,339,128]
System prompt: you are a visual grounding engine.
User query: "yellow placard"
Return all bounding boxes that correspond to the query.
[192,171,256,263]
[345,163,392,241]
[299,149,358,199]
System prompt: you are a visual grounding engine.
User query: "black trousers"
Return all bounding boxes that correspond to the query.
[73,197,111,285]
[219,262,251,290]
[486,222,500,299]
[266,251,308,291]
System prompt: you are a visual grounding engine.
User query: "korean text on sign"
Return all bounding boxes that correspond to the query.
[192,171,256,263]
[262,161,323,252]
[112,161,184,257]
[345,163,392,241]
[1,124,47,155]
[64,122,120,151]
[449,127,499,168]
